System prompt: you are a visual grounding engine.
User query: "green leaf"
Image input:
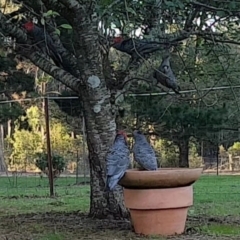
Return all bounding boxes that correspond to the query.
[51,11,60,16]
[43,10,60,18]
[230,1,236,9]
[164,0,175,7]
[126,7,137,15]
[113,18,122,28]
[216,10,226,18]
[178,1,185,9]
[40,18,45,26]
[43,10,52,17]
[55,28,61,36]
[59,24,73,30]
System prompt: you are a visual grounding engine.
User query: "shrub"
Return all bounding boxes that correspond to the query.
[35,153,66,178]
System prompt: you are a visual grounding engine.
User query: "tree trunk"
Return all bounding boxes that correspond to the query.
[178,138,189,168]
[73,5,128,219]
[7,120,11,137]
[82,95,128,219]
[0,125,6,172]
[229,153,233,171]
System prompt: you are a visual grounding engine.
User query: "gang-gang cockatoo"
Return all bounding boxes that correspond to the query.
[153,55,180,94]
[132,130,158,170]
[105,130,130,191]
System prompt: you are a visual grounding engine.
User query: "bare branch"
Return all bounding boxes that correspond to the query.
[203,37,240,46]
[191,1,239,14]
[161,30,223,44]
[0,11,81,92]
[58,0,83,11]
[18,0,78,75]
[0,13,27,43]
[24,51,82,93]
[184,8,200,31]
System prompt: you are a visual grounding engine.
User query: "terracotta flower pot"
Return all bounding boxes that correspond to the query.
[119,168,202,236]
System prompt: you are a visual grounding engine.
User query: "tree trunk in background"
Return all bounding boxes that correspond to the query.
[0,125,6,172]
[229,153,233,171]
[178,138,189,168]
[7,120,11,137]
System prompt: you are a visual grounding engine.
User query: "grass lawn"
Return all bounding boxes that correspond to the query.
[0,174,239,239]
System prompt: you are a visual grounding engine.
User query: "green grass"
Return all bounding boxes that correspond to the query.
[38,233,66,240]
[192,175,240,216]
[201,224,240,236]
[0,176,90,216]
[0,174,239,239]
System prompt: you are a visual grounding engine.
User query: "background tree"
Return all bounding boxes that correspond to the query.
[0,37,36,172]
[6,105,79,170]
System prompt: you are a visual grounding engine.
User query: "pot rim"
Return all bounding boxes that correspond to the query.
[119,167,203,189]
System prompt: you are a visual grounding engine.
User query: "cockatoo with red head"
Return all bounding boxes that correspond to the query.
[23,21,63,67]
[105,130,130,191]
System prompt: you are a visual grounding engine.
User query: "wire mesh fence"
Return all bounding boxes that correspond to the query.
[1,97,240,175]
[0,96,240,238]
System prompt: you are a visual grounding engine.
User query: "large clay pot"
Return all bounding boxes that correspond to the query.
[119,168,202,236]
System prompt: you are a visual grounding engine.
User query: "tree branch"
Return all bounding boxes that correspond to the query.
[41,0,74,23]
[16,0,78,76]
[191,1,239,14]
[203,36,240,46]
[0,13,27,43]
[0,11,81,92]
[58,0,83,11]
[184,8,200,31]
[23,51,82,93]
[141,0,163,36]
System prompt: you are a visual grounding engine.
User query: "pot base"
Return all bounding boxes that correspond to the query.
[124,186,193,236]
[130,207,188,236]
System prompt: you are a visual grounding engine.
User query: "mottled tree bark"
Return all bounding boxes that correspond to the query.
[70,1,128,218]
[83,96,128,218]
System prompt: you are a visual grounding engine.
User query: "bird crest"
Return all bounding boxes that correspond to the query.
[116,130,127,141]
[23,21,34,31]
[113,36,124,44]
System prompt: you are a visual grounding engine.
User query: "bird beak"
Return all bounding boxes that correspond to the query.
[108,39,115,46]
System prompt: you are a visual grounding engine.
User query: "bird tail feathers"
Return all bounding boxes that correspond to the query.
[105,172,125,192]
[105,177,118,192]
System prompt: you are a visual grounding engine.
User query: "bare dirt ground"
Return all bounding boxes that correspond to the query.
[0,212,239,240]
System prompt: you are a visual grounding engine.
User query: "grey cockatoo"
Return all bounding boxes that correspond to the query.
[111,36,167,60]
[105,130,130,191]
[23,21,72,73]
[23,21,63,66]
[153,55,180,94]
[132,130,158,170]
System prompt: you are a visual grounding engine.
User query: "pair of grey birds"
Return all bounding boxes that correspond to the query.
[105,130,158,191]
[112,37,181,94]
[23,22,180,95]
